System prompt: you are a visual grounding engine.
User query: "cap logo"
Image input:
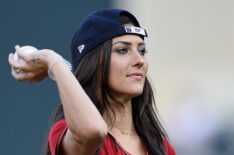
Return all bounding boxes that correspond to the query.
[124,26,146,36]
[125,27,132,33]
[78,44,85,53]
[134,28,141,32]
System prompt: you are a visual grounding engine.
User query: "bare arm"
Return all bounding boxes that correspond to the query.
[8,46,108,155]
[48,52,107,154]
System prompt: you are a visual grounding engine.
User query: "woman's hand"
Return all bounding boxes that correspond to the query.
[8,45,62,83]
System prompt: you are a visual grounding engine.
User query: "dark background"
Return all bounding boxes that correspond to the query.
[0,0,111,154]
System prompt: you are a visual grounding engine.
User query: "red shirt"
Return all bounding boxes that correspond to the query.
[49,119,176,155]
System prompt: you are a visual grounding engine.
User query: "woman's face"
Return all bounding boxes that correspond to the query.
[108,34,148,100]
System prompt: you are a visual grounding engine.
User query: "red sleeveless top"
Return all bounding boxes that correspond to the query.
[49,119,176,155]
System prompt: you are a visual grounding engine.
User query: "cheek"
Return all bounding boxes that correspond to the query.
[145,61,149,74]
[108,56,128,91]
[109,59,126,83]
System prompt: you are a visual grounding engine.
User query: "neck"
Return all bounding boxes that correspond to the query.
[114,101,133,129]
[103,98,136,135]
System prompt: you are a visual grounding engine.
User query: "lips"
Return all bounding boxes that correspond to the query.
[127,72,143,80]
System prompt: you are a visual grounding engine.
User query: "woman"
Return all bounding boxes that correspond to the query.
[8,9,175,155]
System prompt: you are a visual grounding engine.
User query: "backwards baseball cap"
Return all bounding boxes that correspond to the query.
[71,9,148,71]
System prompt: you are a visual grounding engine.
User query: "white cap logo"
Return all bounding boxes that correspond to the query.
[124,26,146,36]
[78,44,85,53]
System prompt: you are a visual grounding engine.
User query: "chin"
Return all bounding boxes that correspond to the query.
[127,87,144,98]
[109,83,145,99]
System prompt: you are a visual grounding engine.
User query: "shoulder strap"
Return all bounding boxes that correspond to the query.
[94,143,103,155]
[94,133,130,155]
[108,133,128,155]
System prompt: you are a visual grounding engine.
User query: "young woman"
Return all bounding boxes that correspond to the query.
[8,9,175,155]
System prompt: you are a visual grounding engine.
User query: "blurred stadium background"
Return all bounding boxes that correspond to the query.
[115,0,234,154]
[1,0,233,154]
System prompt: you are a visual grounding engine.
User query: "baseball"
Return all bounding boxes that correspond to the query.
[14,45,38,65]
[13,45,38,75]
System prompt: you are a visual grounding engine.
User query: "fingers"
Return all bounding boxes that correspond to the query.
[8,53,19,70]
[11,69,37,82]
[14,45,25,60]
[11,68,25,81]
[9,49,35,72]
[15,45,27,61]
[15,45,21,50]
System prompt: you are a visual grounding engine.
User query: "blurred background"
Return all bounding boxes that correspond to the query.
[1,0,233,154]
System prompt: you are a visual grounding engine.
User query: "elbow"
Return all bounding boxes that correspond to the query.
[71,122,108,146]
[89,124,108,145]
[85,123,108,143]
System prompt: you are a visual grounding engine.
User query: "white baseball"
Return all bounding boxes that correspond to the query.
[13,45,38,75]
[14,45,38,65]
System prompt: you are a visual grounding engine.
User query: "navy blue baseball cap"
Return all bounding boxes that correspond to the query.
[71,9,148,71]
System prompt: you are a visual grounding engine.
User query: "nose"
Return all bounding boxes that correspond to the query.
[132,49,145,68]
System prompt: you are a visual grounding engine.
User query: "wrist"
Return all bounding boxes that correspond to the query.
[46,52,72,81]
[43,49,63,68]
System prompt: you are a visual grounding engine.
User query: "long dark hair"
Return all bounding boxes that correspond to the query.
[42,13,168,155]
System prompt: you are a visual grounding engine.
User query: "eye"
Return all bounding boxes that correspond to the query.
[116,48,128,54]
[138,48,147,56]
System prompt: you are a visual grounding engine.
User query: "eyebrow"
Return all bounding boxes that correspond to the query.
[112,41,145,46]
